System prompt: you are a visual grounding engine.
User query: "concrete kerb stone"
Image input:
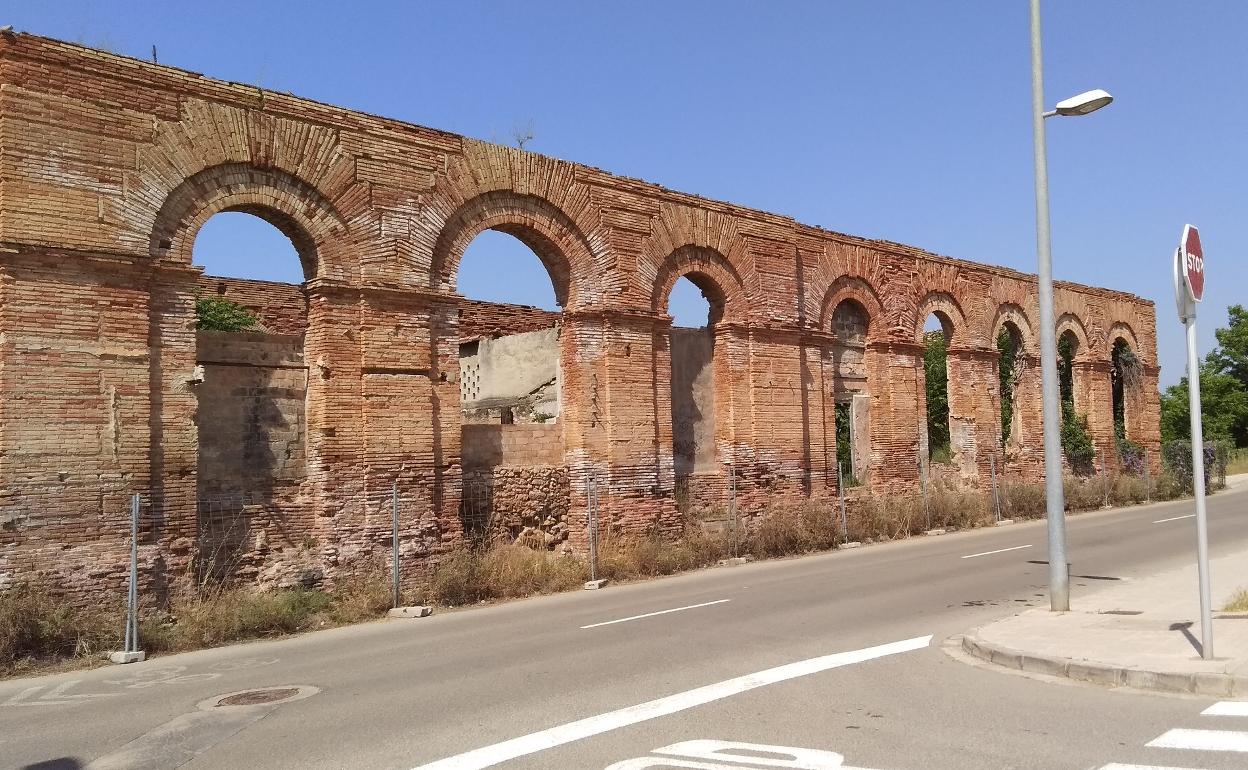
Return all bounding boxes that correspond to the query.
[923,529,947,537]
[387,606,433,619]
[106,650,146,664]
[583,579,609,590]
[962,629,1248,696]
[995,519,1014,527]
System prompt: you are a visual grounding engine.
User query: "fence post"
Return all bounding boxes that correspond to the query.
[728,464,740,558]
[1143,447,1151,504]
[109,493,145,664]
[587,473,598,583]
[990,453,1002,523]
[391,480,400,609]
[919,457,930,532]
[837,461,848,539]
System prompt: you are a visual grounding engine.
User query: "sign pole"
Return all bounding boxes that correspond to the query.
[1186,314,1213,659]
[1175,224,1212,660]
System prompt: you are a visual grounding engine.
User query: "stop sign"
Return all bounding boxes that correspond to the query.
[1182,224,1205,302]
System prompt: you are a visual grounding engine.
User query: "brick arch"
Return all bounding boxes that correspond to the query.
[150,163,348,281]
[1108,322,1141,355]
[637,202,754,316]
[992,303,1035,354]
[430,191,600,310]
[652,245,746,325]
[1056,313,1092,361]
[914,291,967,345]
[819,276,885,343]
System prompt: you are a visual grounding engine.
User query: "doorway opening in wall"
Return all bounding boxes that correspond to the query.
[1058,329,1095,472]
[456,229,565,546]
[668,275,719,515]
[923,313,953,465]
[997,323,1024,450]
[830,299,871,488]
[192,211,312,585]
[1111,337,1144,472]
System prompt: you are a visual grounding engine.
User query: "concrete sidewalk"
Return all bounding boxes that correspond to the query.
[963,503,1248,696]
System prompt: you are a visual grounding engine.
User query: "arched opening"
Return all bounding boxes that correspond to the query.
[667,275,720,511]
[923,313,953,465]
[191,210,312,583]
[1058,328,1095,472]
[455,228,566,545]
[997,322,1024,449]
[1111,337,1144,471]
[831,299,871,486]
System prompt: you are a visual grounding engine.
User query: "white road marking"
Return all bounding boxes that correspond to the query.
[1146,728,1248,752]
[961,544,1032,560]
[1203,701,1248,717]
[1099,764,1207,769]
[580,600,731,629]
[410,634,933,770]
[1153,514,1195,524]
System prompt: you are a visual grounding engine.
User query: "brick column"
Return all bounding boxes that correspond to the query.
[1073,360,1115,473]
[1005,353,1045,480]
[866,341,923,493]
[945,346,1002,488]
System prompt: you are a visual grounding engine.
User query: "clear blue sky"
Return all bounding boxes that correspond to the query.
[8,1,1245,384]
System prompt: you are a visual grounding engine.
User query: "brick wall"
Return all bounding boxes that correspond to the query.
[0,32,1162,602]
[462,424,564,469]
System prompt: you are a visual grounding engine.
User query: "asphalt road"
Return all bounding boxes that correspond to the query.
[3,484,1247,770]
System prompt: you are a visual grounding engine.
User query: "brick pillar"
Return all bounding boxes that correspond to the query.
[1138,364,1163,475]
[148,263,201,594]
[1005,353,1045,480]
[303,281,366,579]
[1073,360,1115,473]
[867,341,923,493]
[559,311,611,544]
[718,323,753,503]
[801,331,833,496]
[946,346,1002,488]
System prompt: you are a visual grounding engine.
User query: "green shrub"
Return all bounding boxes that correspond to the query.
[1061,402,1096,470]
[195,295,259,332]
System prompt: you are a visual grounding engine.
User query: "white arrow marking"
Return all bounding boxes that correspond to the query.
[2,681,119,707]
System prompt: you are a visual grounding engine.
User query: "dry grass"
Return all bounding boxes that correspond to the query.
[1228,449,1248,477]
[424,545,587,606]
[1223,588,1248,613]
[1,587,122,675]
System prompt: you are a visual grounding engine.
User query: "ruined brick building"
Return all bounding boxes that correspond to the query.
[0,33,1161,598]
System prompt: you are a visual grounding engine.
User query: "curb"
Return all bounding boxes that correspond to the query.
[960,631,1248,697]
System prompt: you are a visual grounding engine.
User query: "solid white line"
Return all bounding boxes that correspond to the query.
[410,634,932,770]
[1203,700,1248,716]
[580,599,731,629]
[961,544,1032,560]
[1147,728,1248,752]
[1153,514,1195,524]
[1099,764,1207,770]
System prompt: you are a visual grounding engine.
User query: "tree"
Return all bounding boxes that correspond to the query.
[1209,304,1248,388]
[1159,304,1248,448]
[195,295,259,332]
[924,330,950,458]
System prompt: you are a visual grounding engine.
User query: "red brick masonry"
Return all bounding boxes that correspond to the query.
[0,32,1160,600]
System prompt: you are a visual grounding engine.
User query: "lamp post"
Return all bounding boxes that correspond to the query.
[1029,0,1113,612]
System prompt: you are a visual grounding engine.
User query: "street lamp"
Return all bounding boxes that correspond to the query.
[1029,0,1113,612]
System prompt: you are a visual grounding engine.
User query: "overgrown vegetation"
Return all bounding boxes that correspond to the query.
[1223,589,1248,613]
[1160,304,1248,452]
[195,294,260,332]
[924,328,950,461]
[998,327,1021,445]
[0,463,1209,676]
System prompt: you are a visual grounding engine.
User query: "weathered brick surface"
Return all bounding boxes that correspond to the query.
[0,33,1161,601]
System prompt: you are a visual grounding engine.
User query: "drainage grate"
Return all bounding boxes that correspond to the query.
[217,688,301,707]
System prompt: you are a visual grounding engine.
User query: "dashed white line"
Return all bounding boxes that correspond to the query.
[410,634,933,770]
[1099,764,1206,770]
[580,599,731,629]
[1203,700,1248,717]
[1153,514,1195,524]
[961,544,1032,560]
[1146,728,1248,753]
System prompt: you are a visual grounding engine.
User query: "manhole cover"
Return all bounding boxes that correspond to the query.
[217,688,301,707]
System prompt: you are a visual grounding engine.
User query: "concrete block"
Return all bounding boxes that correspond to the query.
[1192,672,1235,697]
[583,579,608,590]
[387,606,433,619]
[995,519,1014,526]
[1066,661,1123,687]
[988,646,1024,670]
[839,541,862,549]
[717,556,755,567]
[923,529,946,537]
[107,650,146,664]
[1019,653,1068,679]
